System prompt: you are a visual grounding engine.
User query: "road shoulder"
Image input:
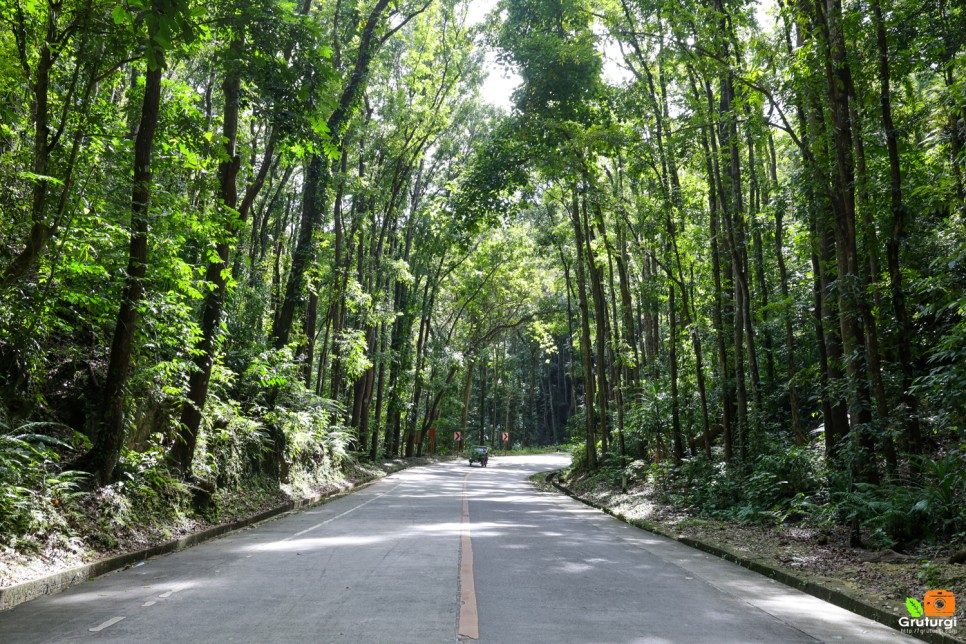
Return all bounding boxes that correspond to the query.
[545,470,965,644]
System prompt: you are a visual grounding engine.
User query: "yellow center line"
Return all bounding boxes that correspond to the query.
[458,471,479,640]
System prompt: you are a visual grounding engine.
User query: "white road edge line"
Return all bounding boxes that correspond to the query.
[282,484,402,541]
[89,616,125,632]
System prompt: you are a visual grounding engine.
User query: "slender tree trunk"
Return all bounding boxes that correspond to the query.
[714,62,751,462]
[327,151,350,400]
[272,0,392,348]
[405,267,438,456]
[937,0,965,213]
[385,228,416,457]
[83,46,164,484]
[668,276,684,461]
[356,324,377,454]
[369,321,388,460]
[817,197,851,457]
[304,284,318,387]
[1,5,57,287]
[690,67,734,462]
[815,0,877,480]
[584,198,610,456]
[460,360,476,450]
[774,195,804,445]
[570,190,597,469]
[170,39,244,474]
[844,69,897,472]
[873,0,921,454]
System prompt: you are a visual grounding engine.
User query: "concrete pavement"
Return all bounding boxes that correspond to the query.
[0,454,920,643]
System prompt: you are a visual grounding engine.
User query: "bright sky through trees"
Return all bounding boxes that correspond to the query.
[0,0,963,605]
[468,0,521,109]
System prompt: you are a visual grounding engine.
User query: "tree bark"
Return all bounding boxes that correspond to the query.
[872,0,921,454]
[171,39,244,473]
[272,0,393,348]
[814,0,876,479]
[0,3,58,288]
[82,43,164,484]
[570,189,597,469]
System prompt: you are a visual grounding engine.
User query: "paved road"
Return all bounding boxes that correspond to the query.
[0,454,917,643]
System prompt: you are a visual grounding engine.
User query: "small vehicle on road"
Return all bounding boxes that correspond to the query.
[469,445,489,467]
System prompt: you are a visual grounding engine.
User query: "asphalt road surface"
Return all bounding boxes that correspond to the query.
[0,454,919,643]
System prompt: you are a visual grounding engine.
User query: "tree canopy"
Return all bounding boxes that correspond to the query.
[1,0,965,549]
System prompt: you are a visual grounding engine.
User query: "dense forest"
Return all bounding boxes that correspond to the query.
[1,0,964,555]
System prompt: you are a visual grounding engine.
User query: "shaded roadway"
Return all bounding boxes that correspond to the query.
[0,454,918,643]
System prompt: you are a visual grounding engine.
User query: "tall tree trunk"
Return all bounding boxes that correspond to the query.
[356,325,377,454]
[872,0,921,454]
[385,226,416,457]
[369,320,388,460]
[460,360,476,450]
[584,198,610,456]
[304,284,319,387]
[1,4,57,287]
[327,150,351,400]
[690,67,734,462]
[272,0,392,348]
[570,190,597,469]
[715,60,751,463]
[747,134,776,391]
[170,39,244,474]
[83,45,164,484]
[668,277,684,461]
[773,188,804,445]
[815,0,877,480]
[844,68,896,472]
[937,0,965,213]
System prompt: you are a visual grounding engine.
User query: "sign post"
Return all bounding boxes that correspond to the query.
[429,427,436,455]
[502,432,509,453]
[454,431,462,454]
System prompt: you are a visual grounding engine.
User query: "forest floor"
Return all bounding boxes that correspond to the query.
[549,471,966,642]
[0,455,449,591]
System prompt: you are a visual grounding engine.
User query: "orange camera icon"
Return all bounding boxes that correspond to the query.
[923,590,956,618]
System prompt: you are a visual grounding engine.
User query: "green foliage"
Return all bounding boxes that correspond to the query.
[269,397,349,472]
[1,0,965,572]
[115,453,191,524]
[336,329,374,381]
[916,561,949,590]
[641,443,826,526]
[834,451,966,546]
[241,347,302,401]
[569,437,589,471]
[450,119,534,232]
[191,399,270,489]
[494,0,602,121]
[636,443,965,544]
[915,237,966,432]
[0,425,88,539]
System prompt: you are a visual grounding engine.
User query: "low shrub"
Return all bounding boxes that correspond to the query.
[0,424,88,541]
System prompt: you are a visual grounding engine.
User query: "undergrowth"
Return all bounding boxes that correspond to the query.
[0,377,359,578]
[566,439,966,551]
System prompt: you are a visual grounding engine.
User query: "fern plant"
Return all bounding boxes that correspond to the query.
[0,422,89,539]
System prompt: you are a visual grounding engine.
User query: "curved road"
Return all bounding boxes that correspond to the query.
[0,454,916,643]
